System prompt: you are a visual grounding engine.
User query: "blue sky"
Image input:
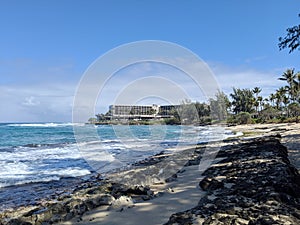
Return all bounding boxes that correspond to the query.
[1,0,300,122]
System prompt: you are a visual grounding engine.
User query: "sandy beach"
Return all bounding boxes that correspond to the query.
[59,142,225,225]
[59,123,300,225]
[1,123,299,225]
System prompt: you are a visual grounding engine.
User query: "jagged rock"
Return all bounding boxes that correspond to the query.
[199,177,224,191]
[6,219,32,225]
[165,136,300,225]
[0,176,156,225]
[0,192,116,225]
[165,174,177,183]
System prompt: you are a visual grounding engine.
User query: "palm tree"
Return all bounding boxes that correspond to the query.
[279,68,297,102]
[252,87,261,97]
[277,86,287,96]
[296,72,300,102]
[269,93,276,107]
[282,96,290,117]
[257,96,263,112]
[230,88,254,114]
[263,98,270,110]
[252,87,262,114]
[275,87,287,110]
[275,92,282,110]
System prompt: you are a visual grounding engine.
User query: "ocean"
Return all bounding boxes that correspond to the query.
[0,123,236,188]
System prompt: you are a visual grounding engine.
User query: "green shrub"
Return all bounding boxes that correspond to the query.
[236,112,252,124]
[164,118,181,125]
[227,115,237,124]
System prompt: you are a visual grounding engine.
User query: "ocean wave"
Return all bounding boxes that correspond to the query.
[0,147,15,153]
[42,168,91,177]
[21,142,68,149]
[0,124,239,188]
[6,123,82,128]
[0,176,62,189]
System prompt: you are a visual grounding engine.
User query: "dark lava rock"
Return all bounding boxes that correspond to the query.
[0,178,155,225]
[165,174,178,183]
[165,136,300,225]
[109,183,153,199]
[199,177,224,191]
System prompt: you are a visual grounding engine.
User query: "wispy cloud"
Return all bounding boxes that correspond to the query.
[22,96,40,106]
[208,62,284,97]
[244,55,267,64]
[0,83,76,122]
[0,56,83,122]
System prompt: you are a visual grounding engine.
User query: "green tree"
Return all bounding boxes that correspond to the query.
[283,95,290,117]
[288,102,300,122]
[260,106,280,122]
[252,87,262,114]
[209,91,230,121]
[177,99,199,125]
[279,68,298,102]
[279,14,300,53]
[269,93,276,107]
[275,87,287,110]
[296,73,300,102]
[257,96,263,112]
[253,87,261,97]
[88,117,98,124]
[96,113,106,121]
[195,102,210,118]
[230,88,254,114]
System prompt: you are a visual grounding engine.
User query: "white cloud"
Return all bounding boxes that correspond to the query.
[22,96,40,106]
[244,56,267,64]
[0,83,76,122]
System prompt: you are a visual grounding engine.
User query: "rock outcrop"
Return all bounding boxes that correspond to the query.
[0,180,154,225]
[165,136,300,224]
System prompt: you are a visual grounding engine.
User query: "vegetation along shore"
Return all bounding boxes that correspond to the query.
[89,67,300,126]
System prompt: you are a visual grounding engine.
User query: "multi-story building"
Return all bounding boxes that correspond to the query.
[108,104,178,120]
[159,105,179,116]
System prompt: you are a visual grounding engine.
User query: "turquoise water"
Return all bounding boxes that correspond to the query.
[0,123,233,188]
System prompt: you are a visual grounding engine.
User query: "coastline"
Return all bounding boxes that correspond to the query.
[228,123,300,171]
[165,134,300,224]
[0,123,299,224]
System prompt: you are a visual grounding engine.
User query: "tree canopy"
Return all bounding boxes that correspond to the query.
[279,14,300,53]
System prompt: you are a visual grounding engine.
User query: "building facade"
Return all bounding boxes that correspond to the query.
[108,104,178,120]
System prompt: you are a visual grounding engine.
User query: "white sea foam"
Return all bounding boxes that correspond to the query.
[0,143,91,188]
[0,125,239,188]
[43,168,91,177]
[6,123,82,127]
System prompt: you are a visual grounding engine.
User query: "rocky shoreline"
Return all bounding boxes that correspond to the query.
[166,135,300,224]
[0,124,300,225]
[0,152,170,225]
